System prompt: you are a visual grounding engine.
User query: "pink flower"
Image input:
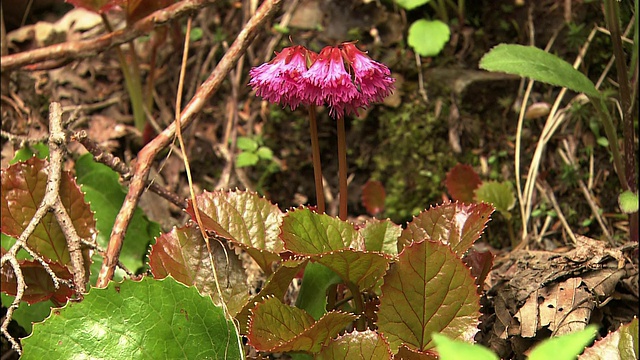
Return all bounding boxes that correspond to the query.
[249,46,314,110]
[303,46,360,118]
[342,43,395,107]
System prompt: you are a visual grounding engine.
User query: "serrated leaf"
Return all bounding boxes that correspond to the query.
[0,294,53,334]
[432,333,498,360]
[479,44,600,98]
[0,250,74,305]
[236,258,308,334]
[148,225,249,317]
[408,19,450,57]
[236,136,259,152]
[445,164,482,203]
[186,190,284,273]
[1,157,95,268]
[579,318,638,360]
[377,240,481,353]
[398,202,494,256]
[362,180,386,216]
[528,325,598,360]
[395,344,438,359]
[462,248,494,293]
[317,330,392,359]
[359,219,401,255]
[247,297,356,353]
[21,277,241,359]
[10,143,49,164]
[394,0,431,11]
[314,249,390,291]
[474,181,515,217]
[236,151,260,167]
[75,154,161,275]
[280,208,363,254]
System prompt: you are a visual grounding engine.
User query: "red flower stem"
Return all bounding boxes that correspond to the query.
[308,105,325,213]
[337,116,348,220]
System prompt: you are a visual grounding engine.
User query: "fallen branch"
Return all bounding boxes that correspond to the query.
[95,0,283,287]
[0,0,211,72]
[0,102,87,355]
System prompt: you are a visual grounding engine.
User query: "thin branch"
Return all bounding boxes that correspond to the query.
[0,0,212,72]
[95,0,283,288]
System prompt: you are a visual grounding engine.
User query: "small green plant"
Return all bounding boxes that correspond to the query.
[395,0,456,58]
[235,136,276,168]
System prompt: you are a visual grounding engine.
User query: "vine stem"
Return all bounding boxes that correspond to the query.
[308,105,325,213]
[337,116,348,220]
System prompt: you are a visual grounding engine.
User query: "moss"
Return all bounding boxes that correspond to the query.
[356,100,458,223]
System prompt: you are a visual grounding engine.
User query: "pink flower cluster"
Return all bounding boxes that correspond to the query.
[249,43,395,118]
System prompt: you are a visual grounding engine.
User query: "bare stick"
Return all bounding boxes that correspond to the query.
[0,0,211,72]
[95,0,283,288]
[0,102,87,355]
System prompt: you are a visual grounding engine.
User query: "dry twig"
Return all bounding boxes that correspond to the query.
[0,102,87,355]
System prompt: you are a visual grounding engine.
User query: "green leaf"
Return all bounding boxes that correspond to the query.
[1,157,94,268]
[408,20,451,57]
[474,181,516,217]
[445,164,482,203]
[189,27,203,42]
[431,333,498,360]
[75,154,161,275]
[247,297,356,353]
[377,240,480,353]
[528,325,598,360]
[186,190,284,273]
[314,249,390,291]
[359,219,402,255]
[597,137,610,147]
[0,293,53,334]
[398,202,494,256]
[256,146,274,160]
[148,225,250,317]
[1,233,31,260]
[618,190,639,214]
[236,258,308,333]
[21,277,241,359]
[296,262,343,320]
[479,44,600,98]
[578,318,637,360]
[280,208,363,254]
[236,151,259,167]
[361,180,386,217]
[236,136,259,152]
[10,143,49,164]
[394,0,431,11]
[317,330,392,359]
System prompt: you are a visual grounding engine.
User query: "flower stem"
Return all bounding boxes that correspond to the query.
[346,282,365,331]
[337,116,348,220]
[308,105,325,213]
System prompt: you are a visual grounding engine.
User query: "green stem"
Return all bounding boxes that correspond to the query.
[337,116,348,221]
[346,282,365,331]
[101,14,146,133]
[589,96,627,191]
[603,0,638,242]
[308,105,325,213]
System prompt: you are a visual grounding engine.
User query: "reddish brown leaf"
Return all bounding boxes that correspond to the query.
[462,248,494,293]
[362,180,386,216]
[247,297,356,353]
[317,330,393,359]
[398,202,494,256]
[1,248,74,305]
[377,240,481,354]
[148,225,249,317]
[444,164,482,203]
[1,157,95,269]
[126,0,175,24]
